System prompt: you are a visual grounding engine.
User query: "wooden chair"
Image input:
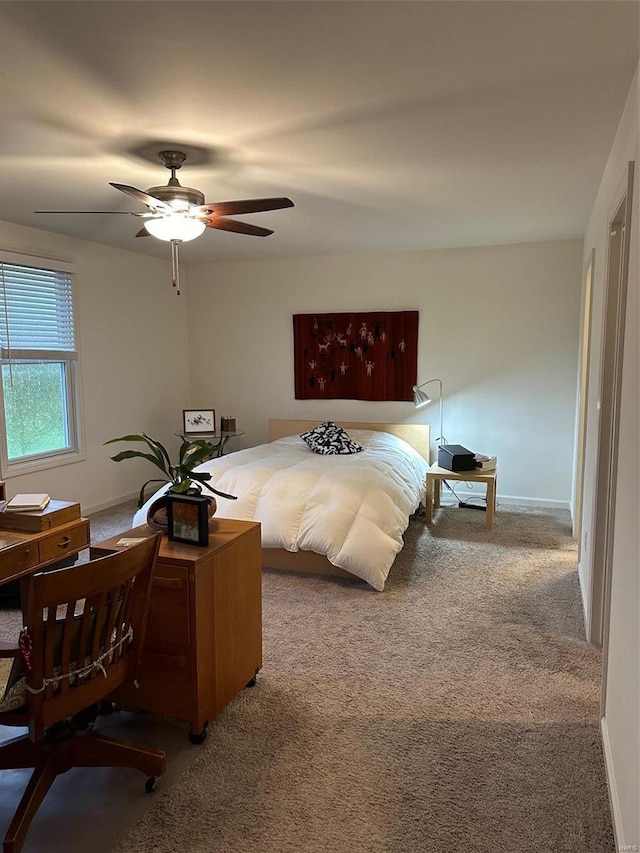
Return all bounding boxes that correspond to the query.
[0,534,165,853]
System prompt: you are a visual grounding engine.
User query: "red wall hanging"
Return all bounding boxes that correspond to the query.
[293,311,418,401]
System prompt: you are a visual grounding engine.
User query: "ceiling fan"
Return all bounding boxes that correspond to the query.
[36,149,294,294]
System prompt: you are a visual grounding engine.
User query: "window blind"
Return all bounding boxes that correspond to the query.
[0,262,76,359]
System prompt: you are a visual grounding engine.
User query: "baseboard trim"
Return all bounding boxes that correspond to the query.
[600,715,625,852]
[449,486,569,510]
[498,493,569,509]
[577,558,592,642]
[84,491,138,516]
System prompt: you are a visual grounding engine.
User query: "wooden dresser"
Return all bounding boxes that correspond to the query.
[91,518,262,743]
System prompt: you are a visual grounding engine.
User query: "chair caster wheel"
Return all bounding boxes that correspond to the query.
[188,727,207,745]
[145,776,160,793]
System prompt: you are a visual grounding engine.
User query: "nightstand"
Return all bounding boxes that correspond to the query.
[425,465,497,530]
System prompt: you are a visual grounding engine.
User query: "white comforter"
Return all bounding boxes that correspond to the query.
[133,429,428,591]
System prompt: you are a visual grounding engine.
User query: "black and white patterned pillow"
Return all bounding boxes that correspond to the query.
[300,421,363,455]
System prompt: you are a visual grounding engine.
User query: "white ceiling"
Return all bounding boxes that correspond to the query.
[0,1,638,263]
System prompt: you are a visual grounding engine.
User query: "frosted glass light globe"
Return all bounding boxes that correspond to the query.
[145,215,206,242]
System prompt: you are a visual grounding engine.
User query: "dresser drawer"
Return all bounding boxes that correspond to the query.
[0,539,39,581]
[113,651,195,722]
[145,564,190,647]
[38,520,90,564]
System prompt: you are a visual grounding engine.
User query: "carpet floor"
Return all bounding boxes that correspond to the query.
[99,503,614,853]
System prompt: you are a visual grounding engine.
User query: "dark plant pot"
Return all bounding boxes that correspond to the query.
[146,496,170,533]
[146,491,217,533]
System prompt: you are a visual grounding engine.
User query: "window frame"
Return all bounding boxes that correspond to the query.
[0,250,85,478]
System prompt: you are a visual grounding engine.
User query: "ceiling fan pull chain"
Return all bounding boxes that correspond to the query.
[171,240,181,295]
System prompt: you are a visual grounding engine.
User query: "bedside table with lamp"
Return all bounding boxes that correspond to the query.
[412,378,498,530]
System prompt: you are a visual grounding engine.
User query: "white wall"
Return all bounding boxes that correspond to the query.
[0,220,190,513]
[186,239,582,506]
[580,66,639,849]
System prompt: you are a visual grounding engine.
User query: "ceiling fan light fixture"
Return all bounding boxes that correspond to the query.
[145,215,206,242]
[146,183,205,208]
[169,199,190,212]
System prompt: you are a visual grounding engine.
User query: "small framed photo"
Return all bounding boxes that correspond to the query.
[183,408,216,434]
[166,494,210,547]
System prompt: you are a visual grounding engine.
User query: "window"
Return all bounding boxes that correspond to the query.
[0,253,83,475]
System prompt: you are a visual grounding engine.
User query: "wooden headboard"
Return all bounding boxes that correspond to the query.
[267,420,430,463]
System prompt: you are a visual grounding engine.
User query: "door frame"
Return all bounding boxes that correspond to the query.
[573,249,595,550]
[588,162,634,657]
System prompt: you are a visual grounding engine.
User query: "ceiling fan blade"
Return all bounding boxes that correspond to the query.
[194,197,294,217]
[109,182,173,213]
[204,216,274,237]
[34,210,137,214]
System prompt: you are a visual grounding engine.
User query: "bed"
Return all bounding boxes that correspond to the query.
[133,420,430,591]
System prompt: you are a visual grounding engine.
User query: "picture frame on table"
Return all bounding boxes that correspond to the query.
[183,408,216,435]
[166,494,210,547]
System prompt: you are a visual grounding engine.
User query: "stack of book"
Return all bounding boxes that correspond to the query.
[0,497,80,532]
[3,493,51,512]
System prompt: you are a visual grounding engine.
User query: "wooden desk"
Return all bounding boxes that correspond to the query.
[0,519,91,585]
[91,518,262,743]
[425,464,497,530]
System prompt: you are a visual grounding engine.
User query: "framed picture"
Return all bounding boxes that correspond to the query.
[183,409,216,434]
[166,494,210,547]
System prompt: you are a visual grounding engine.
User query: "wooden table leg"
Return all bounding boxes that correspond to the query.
[425,475,433,524]
[485,478,496,530]
[434,478,441,509]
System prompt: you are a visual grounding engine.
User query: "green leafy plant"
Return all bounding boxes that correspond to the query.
[105,433,237,508]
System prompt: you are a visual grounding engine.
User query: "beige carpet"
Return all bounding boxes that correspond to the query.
[100,504,614,853]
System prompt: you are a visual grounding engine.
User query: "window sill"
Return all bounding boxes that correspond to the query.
[1,448,86,479]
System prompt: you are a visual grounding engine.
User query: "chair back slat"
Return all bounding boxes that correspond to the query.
[116,582,135,664]
[76,595,95,680]
[58,601,79,695]
[44,607,58,702]
[20,534,161,740]
[104,585,123,665]
[89,589,109,681]
[119,583,135,661]
[112,585,126,662]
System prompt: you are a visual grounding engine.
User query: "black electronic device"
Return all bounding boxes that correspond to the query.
[437,444,476,472]
[458,501,486,511]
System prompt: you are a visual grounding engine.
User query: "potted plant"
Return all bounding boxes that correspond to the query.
[105,433,236,530]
